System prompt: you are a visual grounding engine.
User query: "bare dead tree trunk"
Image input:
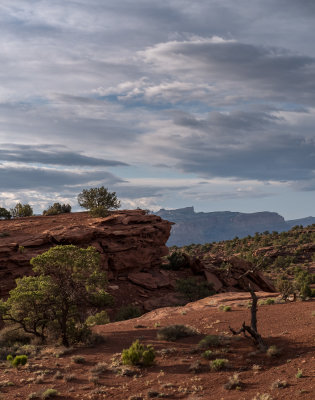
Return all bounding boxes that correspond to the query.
[229,286,267,352]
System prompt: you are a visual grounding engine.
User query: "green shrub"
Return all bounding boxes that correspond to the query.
[198,335,221,349]
[0,207,11,220]
[43,203,71,216]
[71,355,86,364]
[258,298,275,306]
[157,325,197,341]
[115,305,142,321]
[176,277,215,302]
[295,270,312,300]
[210,358,229,371]
[7,354,28,367]
[10,202,33,217]
[166,251,188,270]
[219,305,231,312]
[202,350,213,359]
[85,310,110,326]
[296,368,303,378]
[42,389,59,398]
[121,340,155,367]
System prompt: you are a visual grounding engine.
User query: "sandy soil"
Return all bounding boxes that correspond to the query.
[0,292,314,400]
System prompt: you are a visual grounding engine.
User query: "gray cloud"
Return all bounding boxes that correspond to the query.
[0,144,128,167]
[0,1,314,217]
[153,109,315,182]
[0,166,123,190]
[140,38,315,105]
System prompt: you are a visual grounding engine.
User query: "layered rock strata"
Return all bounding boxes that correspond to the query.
[0,210,172,297]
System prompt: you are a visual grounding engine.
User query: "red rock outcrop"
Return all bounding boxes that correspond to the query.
[0,210,172,298]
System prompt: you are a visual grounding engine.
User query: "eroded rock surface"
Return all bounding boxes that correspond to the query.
[0,210,172,297]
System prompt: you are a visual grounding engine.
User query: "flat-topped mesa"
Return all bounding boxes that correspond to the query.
[0,210,173,298]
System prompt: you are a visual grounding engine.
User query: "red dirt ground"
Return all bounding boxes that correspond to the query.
[0,292,314,400]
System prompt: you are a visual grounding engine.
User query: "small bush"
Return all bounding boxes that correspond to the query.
[176,277,215,302]
[271,379,288,389]
[115,305,142,321]
[296,368,303,378]
[166,251,188,270]
[7,354,28,367]
[157,325,197,341]
[85,310,110,326]
[259,298,275,306]
[202,350,213,359]
[43,203,71,216]
[90,362,108,375]
[210,358,229,371]
[219,305,231,312]
[71,355,86,364]
[198,335,221,349]
[252,394,273,400]
[42,389,59,398]
[53,371,63,380]
[266,345,281,357]
[28,393,40,399]
[121,340,155,367]
[85,332,107,346]
[224,373,242,390]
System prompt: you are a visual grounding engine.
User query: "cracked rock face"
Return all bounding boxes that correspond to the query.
[0,210,172,298]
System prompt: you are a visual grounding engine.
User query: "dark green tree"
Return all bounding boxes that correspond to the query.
[0,245,112,347]
[43,202,72,216]
[77,186,120,217]
[0,207,11,219]
[10,202,33,217]
[0,276,54,342]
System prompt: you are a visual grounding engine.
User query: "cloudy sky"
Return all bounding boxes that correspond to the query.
[0,0,314,218]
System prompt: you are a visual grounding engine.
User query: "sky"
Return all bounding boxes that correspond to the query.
[0,0,314,219]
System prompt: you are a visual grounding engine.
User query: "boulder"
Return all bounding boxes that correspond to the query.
[204,270,223,291]
[128,272,158,290]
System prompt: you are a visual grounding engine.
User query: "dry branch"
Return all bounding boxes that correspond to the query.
[229,286,267,352]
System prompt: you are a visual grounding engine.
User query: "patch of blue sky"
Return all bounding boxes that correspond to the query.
[96,94,215,114]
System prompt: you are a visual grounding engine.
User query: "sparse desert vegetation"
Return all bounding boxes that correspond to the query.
[0,213,313,399]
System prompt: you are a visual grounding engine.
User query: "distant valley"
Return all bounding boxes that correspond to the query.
[156,207,315,246]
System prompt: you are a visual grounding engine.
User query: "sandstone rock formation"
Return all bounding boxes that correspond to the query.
[0,210,172,298]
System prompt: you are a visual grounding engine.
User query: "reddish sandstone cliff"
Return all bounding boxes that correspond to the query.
[0,210,172,297]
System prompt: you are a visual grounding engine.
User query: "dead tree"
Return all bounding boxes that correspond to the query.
[229,286,267,352]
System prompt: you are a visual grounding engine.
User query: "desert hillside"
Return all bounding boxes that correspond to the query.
[0,292,314,399]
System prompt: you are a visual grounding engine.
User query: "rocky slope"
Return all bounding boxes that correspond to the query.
[156,207,315,246]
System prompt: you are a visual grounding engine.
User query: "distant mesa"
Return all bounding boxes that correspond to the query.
[155,207,315,246]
